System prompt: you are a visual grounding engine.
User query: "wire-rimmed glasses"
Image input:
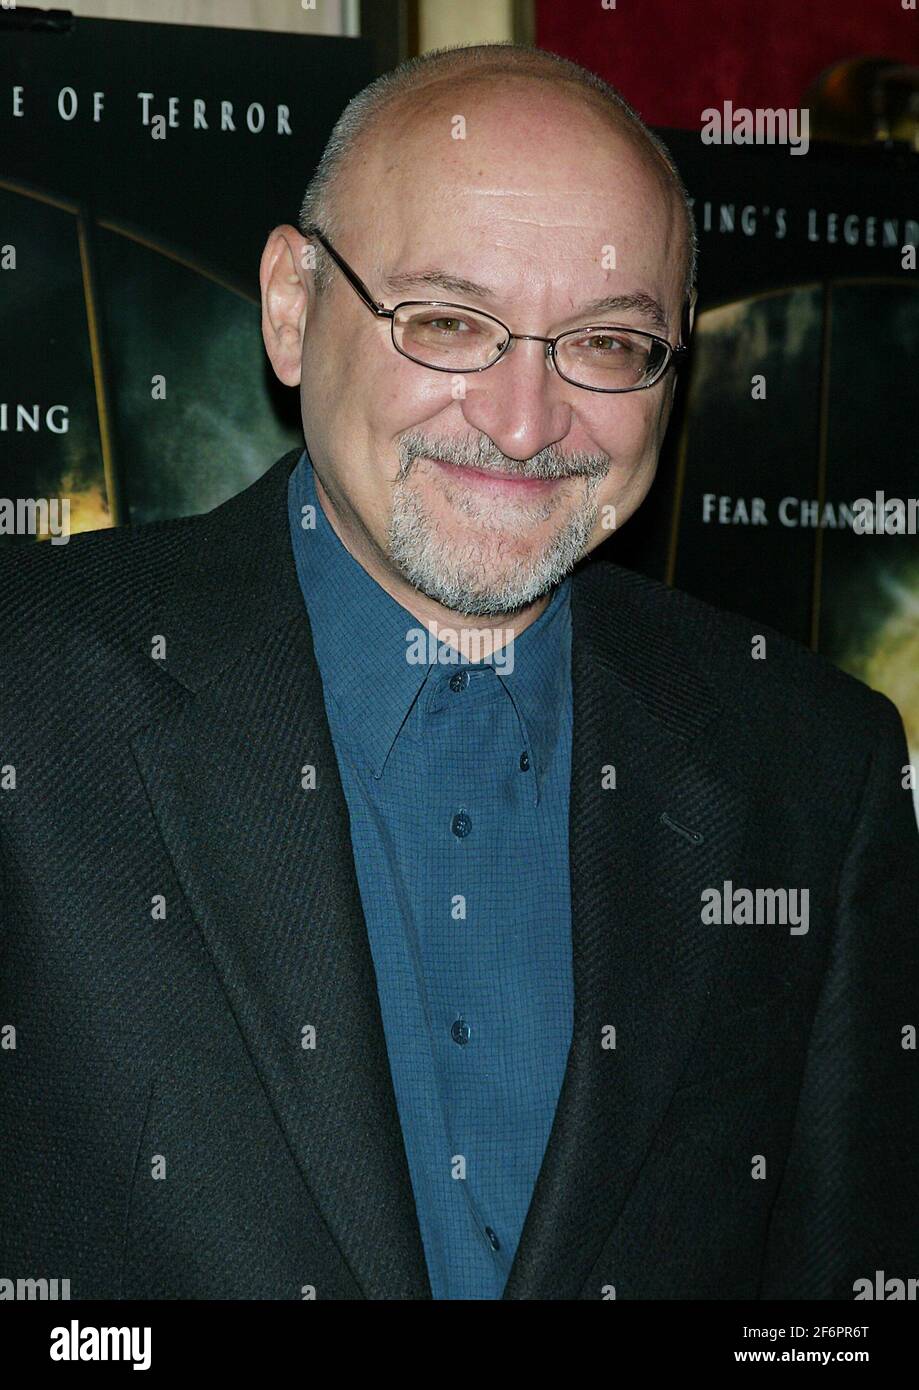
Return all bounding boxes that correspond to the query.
[302,225,690,393]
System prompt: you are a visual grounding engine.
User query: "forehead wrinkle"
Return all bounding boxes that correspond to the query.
[483,219,606,237]
[452,187,598,202]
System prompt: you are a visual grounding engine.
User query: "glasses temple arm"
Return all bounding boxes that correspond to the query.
[301,224,391,318]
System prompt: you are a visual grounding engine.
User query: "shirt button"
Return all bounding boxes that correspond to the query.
[484,1226,501,1252]
[519,750,530,772]
[448,670,469,692]
[451,811,472,838]
[451,1017,471,1045]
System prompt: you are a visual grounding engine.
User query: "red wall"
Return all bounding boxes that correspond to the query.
[535,0,919,130]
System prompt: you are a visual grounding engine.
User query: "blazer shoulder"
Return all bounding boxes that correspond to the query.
[0,512,202,643]
[579,558,891,731]
[0,450,297,720]
[0,449,298,656]
[0,512,210,727]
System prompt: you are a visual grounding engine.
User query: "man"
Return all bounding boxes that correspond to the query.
[0,43,916,1301]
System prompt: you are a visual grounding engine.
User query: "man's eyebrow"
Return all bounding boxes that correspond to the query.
[576,291,670,333]
[380,268,494,301]
[379,270,671,333]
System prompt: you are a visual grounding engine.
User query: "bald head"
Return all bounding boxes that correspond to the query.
[300,44,696,308]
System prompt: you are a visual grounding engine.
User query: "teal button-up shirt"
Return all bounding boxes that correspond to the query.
[288,447,575,1298]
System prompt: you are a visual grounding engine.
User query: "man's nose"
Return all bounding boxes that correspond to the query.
[457,336,572,462]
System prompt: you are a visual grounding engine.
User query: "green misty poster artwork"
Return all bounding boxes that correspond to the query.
[600,134,918,811]
[0,14,373,535]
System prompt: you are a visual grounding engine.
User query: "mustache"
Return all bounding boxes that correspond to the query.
[397,433,609,481]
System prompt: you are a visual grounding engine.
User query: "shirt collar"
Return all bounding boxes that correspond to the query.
[288,448,571,789]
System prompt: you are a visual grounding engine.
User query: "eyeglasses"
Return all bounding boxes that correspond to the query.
[302,225,690,394]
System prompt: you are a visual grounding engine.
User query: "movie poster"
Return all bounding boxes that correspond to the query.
[0,14,373,530]
[606,131,918,808]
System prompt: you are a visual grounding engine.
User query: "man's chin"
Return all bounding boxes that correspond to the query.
[397,552,558,619]
[414,589,544,621]
[388,489,583,615]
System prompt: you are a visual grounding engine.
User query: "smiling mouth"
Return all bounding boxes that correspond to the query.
[427,457,567,497]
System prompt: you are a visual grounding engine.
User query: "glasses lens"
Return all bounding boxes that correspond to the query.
[556,328,669,390]
[393,305,506,370]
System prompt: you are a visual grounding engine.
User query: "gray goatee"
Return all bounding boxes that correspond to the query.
[388,430,609,618]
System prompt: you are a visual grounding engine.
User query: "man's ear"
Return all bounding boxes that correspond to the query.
[687,286,698,336]
[259,224,311,388]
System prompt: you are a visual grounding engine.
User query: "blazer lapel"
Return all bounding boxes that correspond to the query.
[130,449,431,1299]
[503,562,749,1299]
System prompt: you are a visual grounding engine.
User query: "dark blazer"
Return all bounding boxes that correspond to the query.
[1,446,916,1300]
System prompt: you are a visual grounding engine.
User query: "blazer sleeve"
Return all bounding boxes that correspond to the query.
[759,691,919,1299]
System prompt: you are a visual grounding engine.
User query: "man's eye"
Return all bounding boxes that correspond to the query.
[579,334,626,352]
[424,317,471,334]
